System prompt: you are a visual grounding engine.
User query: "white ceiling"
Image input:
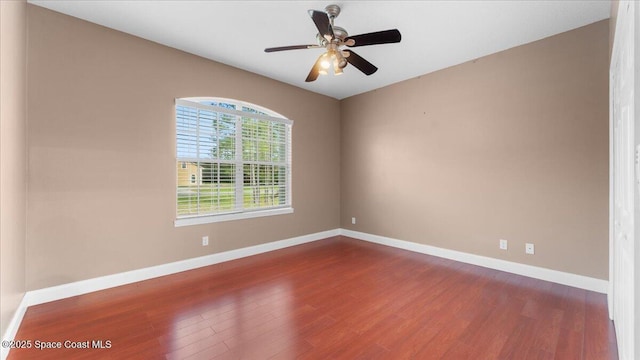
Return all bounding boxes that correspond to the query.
[28,0,610,100]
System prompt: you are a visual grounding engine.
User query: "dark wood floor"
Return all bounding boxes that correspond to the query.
[8,236,617,359]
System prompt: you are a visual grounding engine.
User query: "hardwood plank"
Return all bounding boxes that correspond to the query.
[584,291,619,360]
[7,236,617,359]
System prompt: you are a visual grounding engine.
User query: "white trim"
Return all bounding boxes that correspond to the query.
[175,97,293,222]
[174,207,294,227]
[609,34,615,318]
[10,228,609,305]
[340,229,609,294]
[1,228,334,359]
[1,227,608,360]
[175,98,293,126]
[20,228,337,308]
[1,297,29,360]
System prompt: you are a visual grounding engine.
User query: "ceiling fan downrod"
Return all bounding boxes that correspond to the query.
[325,4,341,24]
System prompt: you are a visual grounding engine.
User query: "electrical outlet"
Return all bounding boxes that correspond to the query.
[352,217,356,225]
[202,236,209,246]
[525,243,534,255]
[499,239,508,250]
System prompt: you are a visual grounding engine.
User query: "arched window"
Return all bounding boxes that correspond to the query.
[175,97,293,226]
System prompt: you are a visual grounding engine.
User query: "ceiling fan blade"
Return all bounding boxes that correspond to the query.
[308,10,334,40]
[265,45,320,53]
[344,50,378,75]
[305,53,326,82]
[345,29,401,47]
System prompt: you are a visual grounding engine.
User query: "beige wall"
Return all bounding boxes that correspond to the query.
[26,5,340,290]
[341,20,610,279]
[0,0,28,336]
[24,4,609,292]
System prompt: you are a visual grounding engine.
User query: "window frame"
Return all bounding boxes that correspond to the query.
[174,97,293,227]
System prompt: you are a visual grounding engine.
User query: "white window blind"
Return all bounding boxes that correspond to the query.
[175,98,292,226]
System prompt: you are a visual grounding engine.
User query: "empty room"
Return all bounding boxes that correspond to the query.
[1,0,638,359]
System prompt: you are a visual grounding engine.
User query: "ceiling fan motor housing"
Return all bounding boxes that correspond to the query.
[316,26,348,46]
[332,26,348,41]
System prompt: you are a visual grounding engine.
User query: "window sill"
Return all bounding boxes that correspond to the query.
[174,207,294,227]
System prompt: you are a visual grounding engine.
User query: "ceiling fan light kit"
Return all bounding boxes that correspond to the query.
[265,4,402,82]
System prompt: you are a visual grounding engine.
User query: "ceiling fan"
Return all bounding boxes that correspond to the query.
[264,4,401,82]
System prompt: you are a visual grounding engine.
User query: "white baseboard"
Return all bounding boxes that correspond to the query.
[1,298,28,360]
[340,229,608,294]
[0,228,339,360]
[1,227,608,360]
[23,229,339,307]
